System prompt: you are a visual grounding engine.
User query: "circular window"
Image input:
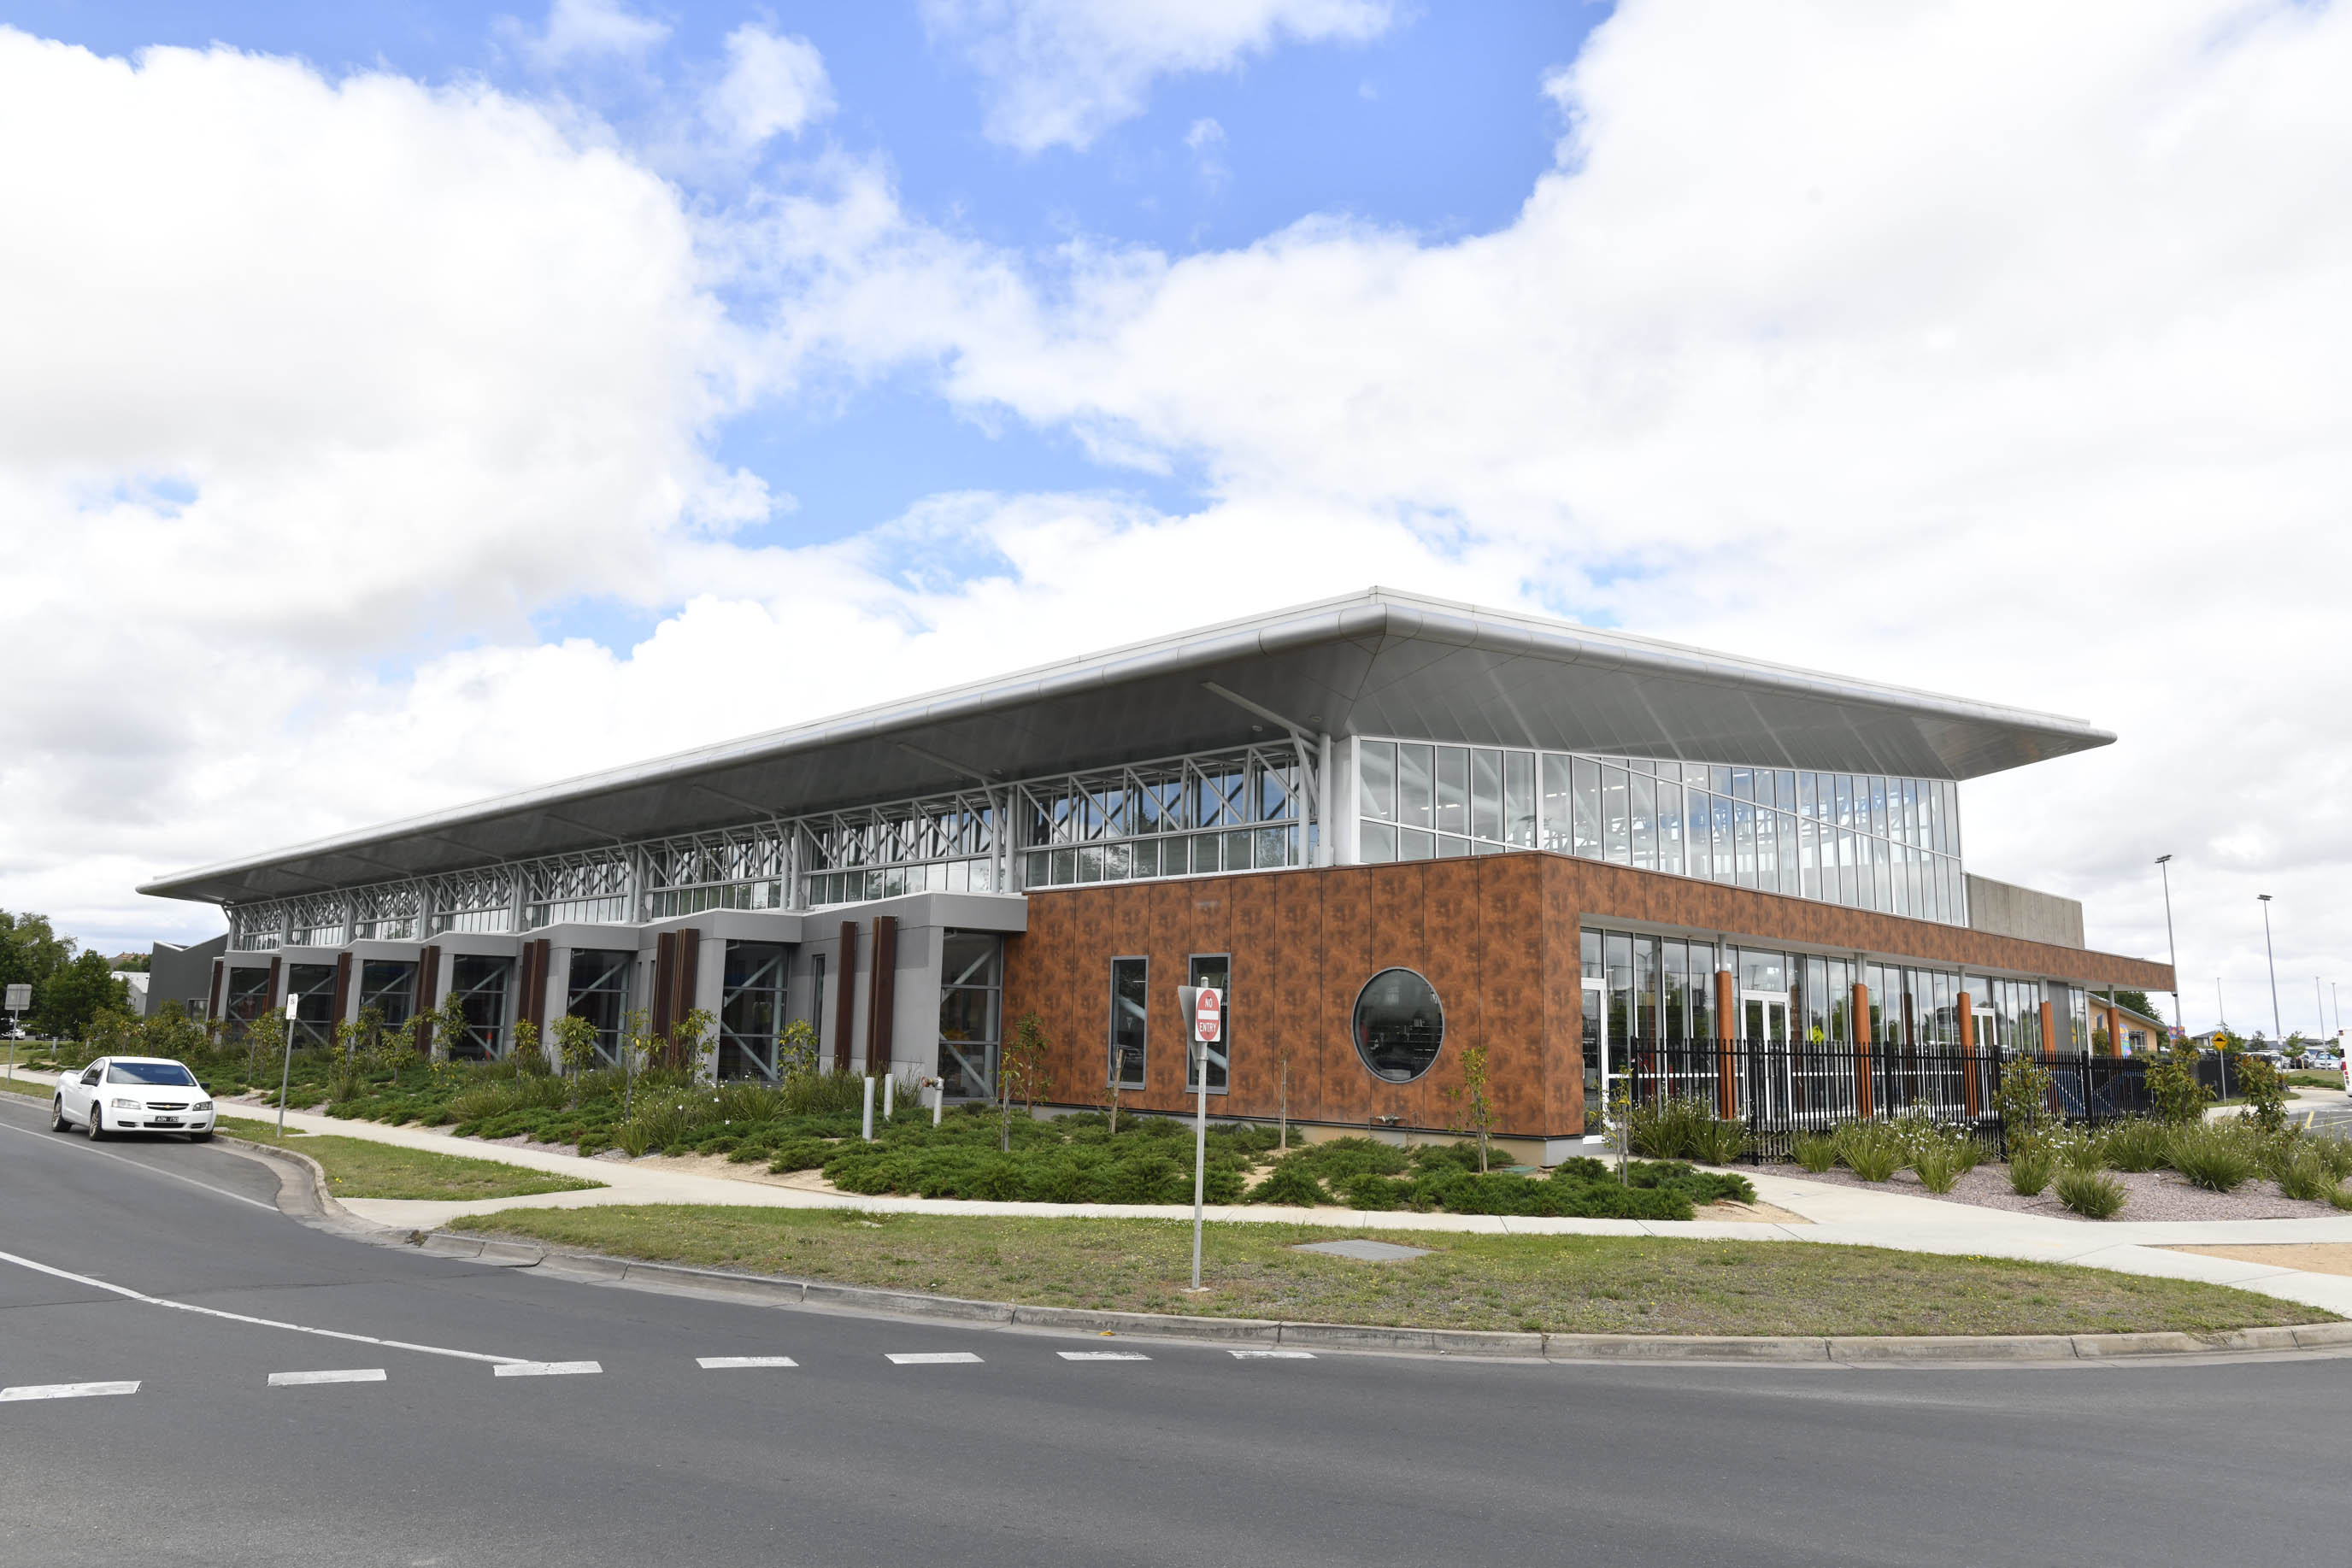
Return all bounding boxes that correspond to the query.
[1352,968,1444,1083]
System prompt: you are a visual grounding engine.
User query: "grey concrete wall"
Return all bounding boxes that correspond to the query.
[1965,873,2086,949]
[147,934,226,1018]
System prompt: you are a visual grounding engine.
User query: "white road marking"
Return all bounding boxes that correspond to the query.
[268,1368,386,1387]
[1058,1351,1152,1360]
[0,1248,528,1366]
[1,1381,140,1402]
[493,1361,603,1377]
[886,1352,982,1365]
[697,1356,798,1369]
[1229,1349,1315,1360]
[0,1118,274,1209]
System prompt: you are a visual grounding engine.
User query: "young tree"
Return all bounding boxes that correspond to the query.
[550,1014,601,1105]
[509,1018,544,1074]
[778,1018,819,1078]
[426,990,471,1064]
[999,1010,1051,1154]
[667,1007,716,1076]
[1460,1045,1494,1172]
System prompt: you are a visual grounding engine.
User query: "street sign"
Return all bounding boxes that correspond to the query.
[3,984,29,1011]
[1194,987,1222,1043]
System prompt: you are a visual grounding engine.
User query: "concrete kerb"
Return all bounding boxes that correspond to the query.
[396,1224,2352,1366]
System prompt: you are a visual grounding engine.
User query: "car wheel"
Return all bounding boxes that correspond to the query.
[50,1098,68,1133]
[86,1106,106,1141]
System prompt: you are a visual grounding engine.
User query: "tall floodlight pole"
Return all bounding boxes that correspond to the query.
[2258,896,2282,1042]
[2155,855,2184,1036]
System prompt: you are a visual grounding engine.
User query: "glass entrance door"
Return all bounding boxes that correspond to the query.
[1974,1009,1998,1056]
[1743,990,1791,1124]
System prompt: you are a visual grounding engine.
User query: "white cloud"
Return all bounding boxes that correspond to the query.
[923,0,1396,151]
[513,0,669,70]
[7,3,2350,1043]
[702,23,834,150]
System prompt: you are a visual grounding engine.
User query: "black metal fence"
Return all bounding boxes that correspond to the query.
[1596,1037,2155,1162]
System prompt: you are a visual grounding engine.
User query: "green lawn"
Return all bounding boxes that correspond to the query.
[450,1204,2325,1337]
[217,1116,605,1201]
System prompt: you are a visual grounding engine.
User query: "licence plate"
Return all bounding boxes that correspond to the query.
[150,1118,182,1127]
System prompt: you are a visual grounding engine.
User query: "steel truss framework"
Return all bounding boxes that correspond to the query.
[225,740,1315,950]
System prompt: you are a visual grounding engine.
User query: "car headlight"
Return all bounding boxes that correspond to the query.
[110,1097,139,1111]
[192,1101,213,1112]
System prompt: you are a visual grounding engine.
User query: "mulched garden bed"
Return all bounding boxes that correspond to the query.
[1776,1162,2331,1222]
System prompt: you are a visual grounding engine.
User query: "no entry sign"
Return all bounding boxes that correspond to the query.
[1192,987,1222,1043]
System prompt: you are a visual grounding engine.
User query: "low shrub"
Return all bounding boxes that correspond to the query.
[2275,1146,2341,1204]
[2007,1144,2055,1196]
[1838,1124,1906,1183]
[1250,1163,1330,1207]
[1911,1142,1964,1195]
[2168,1125,2258,1193]
[1627,1096,1746,1164]
[765,1139,835,1173]
[2099,1119,2170,1173]
[1791,1132,1839,1174]
[2055,1167,2126,1219]
[1337,1171,1408,1210]
[2312,1135,2352,1184]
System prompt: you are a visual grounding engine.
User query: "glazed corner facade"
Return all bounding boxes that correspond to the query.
[1007,853,2172,1160]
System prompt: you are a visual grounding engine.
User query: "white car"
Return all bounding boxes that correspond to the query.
[51,1056,216,1142]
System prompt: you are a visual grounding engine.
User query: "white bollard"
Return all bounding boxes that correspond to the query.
[932,1082,944,1126]
[861,1075,876,1142]
[883,1073,895,1120]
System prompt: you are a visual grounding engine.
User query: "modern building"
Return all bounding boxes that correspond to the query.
[139,589,2172,1157]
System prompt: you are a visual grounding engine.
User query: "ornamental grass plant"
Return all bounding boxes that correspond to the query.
[2007,1143,2056,1196]
[2167,1123,2259,1193]
[2055,1167,2126,1219]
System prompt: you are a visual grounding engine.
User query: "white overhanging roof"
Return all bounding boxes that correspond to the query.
[143,588,2114,905]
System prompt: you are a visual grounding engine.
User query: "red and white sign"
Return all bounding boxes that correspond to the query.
[1193,987,1223,1044]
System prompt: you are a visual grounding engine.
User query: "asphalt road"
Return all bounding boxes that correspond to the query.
[3,1089,2349,1567]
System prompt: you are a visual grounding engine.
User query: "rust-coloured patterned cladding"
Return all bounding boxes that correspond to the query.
[1417,859,1483,1131]
[1319,860,1374,1126]
[1272,869,1326,1131]
[1541,855,1583,1132]
[1476,855,1549,1134]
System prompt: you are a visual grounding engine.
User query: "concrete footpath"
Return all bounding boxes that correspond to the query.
[21,1069,2352,1321]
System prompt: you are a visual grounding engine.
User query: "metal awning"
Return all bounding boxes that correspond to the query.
[141,588,2113,903]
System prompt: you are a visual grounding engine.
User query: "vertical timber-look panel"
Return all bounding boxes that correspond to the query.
[866,916,897,1074]
[2040,1000,2057,1061]
[1477,855,1545,1137]
[1955,989,1982,1119]
[1228,872,1279,1113]
[834,922,858,1072]
[678,931,701,1045]
[414,946,441,1053]
[1543,858,1582,1135]
[2104,1004,2124,1064]
[521,941,551,1032]
[1851,980,1874,1119]
[1320,857,1373,1129]
[331,951,354,1029]
[1270,869,1324,1137]
[650,931,677,1037]
[1420,859,1480,1134]
[1714,967,1738,1119]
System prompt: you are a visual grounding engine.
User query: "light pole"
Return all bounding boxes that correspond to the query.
[2258,895,2282,1043]
[2155,855,2184,1036]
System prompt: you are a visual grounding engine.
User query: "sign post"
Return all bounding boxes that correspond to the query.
[1179,984,1221,1293]
[3,982,28,1081]
[275,995,300,1140]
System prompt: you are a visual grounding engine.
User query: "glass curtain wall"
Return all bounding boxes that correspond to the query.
[1017,744,1308,895]
[223,967,275,1027]
[285,963,338,1048]
[938,934,1003,1099]
[445,955,512,1060]
[1361,739,1967,927]
[564,950,632,1064]
[718,941,788,1080]
[356,960,417,1029]
[1963,975,2047,1056]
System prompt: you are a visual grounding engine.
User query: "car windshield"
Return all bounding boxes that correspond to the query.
[106,1061,199,1086]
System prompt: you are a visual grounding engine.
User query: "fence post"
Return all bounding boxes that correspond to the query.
[1849,982,1873,1120]
[1714,969,1738,1119]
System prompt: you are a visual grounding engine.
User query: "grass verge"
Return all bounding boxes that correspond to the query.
[449,1204,2325,1337]
[218,1116,604,1201]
